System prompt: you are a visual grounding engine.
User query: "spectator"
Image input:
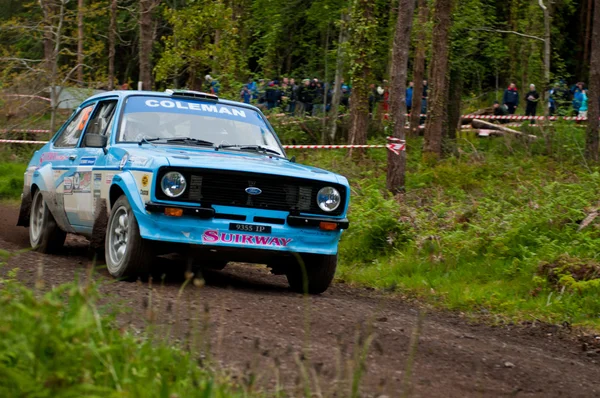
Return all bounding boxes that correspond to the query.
[341,79,350,107]
[492,100,509,123]
[240,84,252,104]
[421,80,428,115]
[205,74,220,95]
[312,80,325,116]
[406,81,414,114]
[525,84,540,123]
[502,82,519,114]
[579,89,588,119]
[288,78,298,115]
[548,83,559,115]
[298,79,314,115]
[257,79,266,104]
[265,80,282,110]
[247,78,257,100]
[573,82,584,115]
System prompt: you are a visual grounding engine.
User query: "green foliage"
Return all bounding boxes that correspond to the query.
[155,0,244,93]
[0,270,244,397]
[0,162,25,200]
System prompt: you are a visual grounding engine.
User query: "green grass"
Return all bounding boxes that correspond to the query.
[2,124,600,328]
[291,125,600,328]
[0,162,26,200]
[0,265,246,397]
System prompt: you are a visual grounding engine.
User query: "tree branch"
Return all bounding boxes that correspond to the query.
[470,27,545,42]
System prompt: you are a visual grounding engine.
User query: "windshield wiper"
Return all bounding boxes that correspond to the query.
[138,136,160,146]
[154,137,215,147]
[218,144,281,156]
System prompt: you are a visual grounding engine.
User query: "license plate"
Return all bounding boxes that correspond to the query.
[229,223,272,233]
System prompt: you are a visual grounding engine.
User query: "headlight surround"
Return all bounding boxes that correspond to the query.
[161,172,187,198]
[316,187,341,212]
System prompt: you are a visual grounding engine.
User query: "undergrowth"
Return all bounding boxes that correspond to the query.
[0,262,243,397]
[292,125,600,328]
[2,124,600,328]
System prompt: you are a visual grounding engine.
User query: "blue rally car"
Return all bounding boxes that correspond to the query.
[17,90,350,293]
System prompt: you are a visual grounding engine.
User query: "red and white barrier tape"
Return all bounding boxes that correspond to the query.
[0,129,51,134]
[3,94,51,102]
[0,139,48,144]
[0,137,408,154]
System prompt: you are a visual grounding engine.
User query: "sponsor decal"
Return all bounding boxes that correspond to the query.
[129,156,149,166]
[141,174,149,187]
[93,173,102,190]
[140,189,149,196]
[105,174,115,184]
[53,169,63,179]
[202,230,292,247]
[63,177,73,194]
[73,172,91,193]
[79,156,96,166]
[144,99,247,118]
[119,154,128,170]
[40,152,68,163]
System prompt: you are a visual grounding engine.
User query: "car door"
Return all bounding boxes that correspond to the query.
[66,99,119,233]
[50,103,96,231]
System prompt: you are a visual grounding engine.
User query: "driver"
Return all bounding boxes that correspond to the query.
[122,113,162,142]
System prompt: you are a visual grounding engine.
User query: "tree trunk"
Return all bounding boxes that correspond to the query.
[108,0,117,90]
[321,23,330,144]
[539,0,552,153]
[212,29,221,75]
[386,0,416,193]
[423,0,453,159]
[77,0,84,85]
[409,0,428,136]
[585,0,600,161]
[328,13,350,143]
[39,0,56,71]
[139,0,156,90]
[50,0,67,135]
[583,0,593,78]
[348,0,376,157]
[445,69,462,144]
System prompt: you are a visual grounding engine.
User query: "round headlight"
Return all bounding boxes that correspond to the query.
[161,172,187,198]
[317,187,341,212]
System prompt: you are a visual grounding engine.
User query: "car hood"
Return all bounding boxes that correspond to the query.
[122,145,343,185]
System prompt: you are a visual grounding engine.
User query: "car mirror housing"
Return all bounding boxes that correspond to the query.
[84,134,108,149]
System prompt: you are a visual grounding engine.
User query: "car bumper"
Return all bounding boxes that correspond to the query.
[134,202,346,256]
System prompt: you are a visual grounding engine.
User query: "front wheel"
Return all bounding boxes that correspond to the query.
[286,254,337,294]
[29,189,66,253]
[105,195,153,279]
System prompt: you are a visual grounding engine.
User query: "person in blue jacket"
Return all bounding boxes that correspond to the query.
[406,81,414,114]
[502,82,519,114]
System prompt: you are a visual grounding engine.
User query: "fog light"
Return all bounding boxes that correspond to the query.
[164,207,183,217]
[319,221,338,231]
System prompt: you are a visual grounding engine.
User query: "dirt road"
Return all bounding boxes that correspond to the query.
[1,204,599,397]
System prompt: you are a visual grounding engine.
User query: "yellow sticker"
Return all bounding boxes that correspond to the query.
[141,175,149,187]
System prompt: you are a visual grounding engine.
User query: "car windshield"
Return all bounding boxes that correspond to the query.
[118,96,284,156]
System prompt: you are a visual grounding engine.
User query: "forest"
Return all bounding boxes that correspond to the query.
[1,0,600,396]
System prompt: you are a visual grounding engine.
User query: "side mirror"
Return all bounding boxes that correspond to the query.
[84,134,108,148]
[290,156,296,163]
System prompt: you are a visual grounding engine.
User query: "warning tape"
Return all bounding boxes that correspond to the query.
[0,139,47,144]
[0,129,52,134]
[3,94,51,102]
[0,137,408,154]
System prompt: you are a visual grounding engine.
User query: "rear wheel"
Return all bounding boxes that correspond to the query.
[105,195,153,279]
[286,254,337,294]
[29,189,66,253]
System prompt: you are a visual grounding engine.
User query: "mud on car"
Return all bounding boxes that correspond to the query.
[17,90,350,293]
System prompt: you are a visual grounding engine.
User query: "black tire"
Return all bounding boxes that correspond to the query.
[105,195,153,279]
[286,254,337,294]
[29,189,66,253]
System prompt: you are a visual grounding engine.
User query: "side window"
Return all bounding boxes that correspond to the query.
[85,100,118,139]
[54,104,94,148]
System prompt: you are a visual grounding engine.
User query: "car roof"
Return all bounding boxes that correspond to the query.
[83,90,263,113]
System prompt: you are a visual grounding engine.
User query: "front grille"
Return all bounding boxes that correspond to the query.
[155,167,346,216]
